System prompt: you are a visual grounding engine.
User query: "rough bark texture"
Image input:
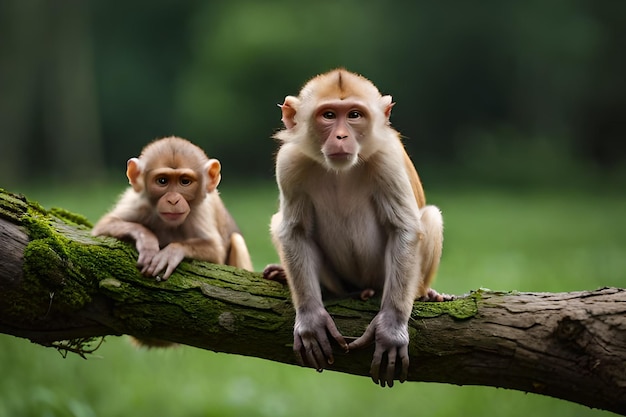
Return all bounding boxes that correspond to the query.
[0,188,625,415]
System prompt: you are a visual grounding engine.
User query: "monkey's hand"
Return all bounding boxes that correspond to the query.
[348,312,410,388]
[135,233,160,274]
[293,307,348,371]
[140,243,185,281]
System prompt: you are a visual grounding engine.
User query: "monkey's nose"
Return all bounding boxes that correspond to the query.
[336,135,348,140]
[167,198,180,205]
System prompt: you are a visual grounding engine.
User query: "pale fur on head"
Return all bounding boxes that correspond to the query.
[274,69,399,167]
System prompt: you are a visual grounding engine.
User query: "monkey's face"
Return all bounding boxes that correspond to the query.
[313,100,370,171]
[155,191,191,226]
[147,169,198,227]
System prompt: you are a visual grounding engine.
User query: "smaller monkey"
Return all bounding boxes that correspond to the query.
[92,136,253,281]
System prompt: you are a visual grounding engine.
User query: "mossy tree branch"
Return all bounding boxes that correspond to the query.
[0,188,625,415]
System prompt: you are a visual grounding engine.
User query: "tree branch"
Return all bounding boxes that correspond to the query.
[0,188,624,415]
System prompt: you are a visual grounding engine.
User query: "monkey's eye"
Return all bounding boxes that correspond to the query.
[180,177,193,186]
[156,177,168,186]
[322,111,336,120]
[348,110,363,119]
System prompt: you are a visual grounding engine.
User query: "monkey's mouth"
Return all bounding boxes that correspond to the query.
[327,152,353,160]
[160,212,186,222]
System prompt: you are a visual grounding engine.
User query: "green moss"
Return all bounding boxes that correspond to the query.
[23,239,67,287]
[49,207,92,228]
[324,294,383,318]
[0,189,29,223]
[22,237,94,315]
[71,242,138,286]
[22,215,56,241]
[411,294,479,320]
[8,190,132,319]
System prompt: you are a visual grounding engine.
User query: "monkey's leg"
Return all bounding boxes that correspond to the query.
[228,233,253,271]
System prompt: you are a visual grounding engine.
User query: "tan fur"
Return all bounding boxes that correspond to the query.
[267,69,444,387]
[404,151,427,208]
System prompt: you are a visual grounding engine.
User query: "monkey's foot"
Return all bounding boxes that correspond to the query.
[418,288,455,302]
[358,289,376,301]
[263,264,288,284]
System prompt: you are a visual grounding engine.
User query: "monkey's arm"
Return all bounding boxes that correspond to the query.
[91,189,162,270]
[349,224,421,387]
[348,158,424,387]
[92,216,161,272]
[274,195,348,370]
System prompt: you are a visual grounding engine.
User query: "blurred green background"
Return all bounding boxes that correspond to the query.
[0,1,624,416]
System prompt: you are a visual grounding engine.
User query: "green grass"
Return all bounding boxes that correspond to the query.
[1,181,623,417]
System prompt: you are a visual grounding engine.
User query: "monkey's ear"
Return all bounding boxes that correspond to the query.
[381,95,395,121]
[205,159,222,193]
[279,96,300,129]
[126,158,144,192]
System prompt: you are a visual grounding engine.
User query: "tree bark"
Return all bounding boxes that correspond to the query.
[0,188,624,415]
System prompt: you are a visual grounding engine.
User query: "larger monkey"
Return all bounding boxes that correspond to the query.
[93,136,253,280]
[265,69,447,387]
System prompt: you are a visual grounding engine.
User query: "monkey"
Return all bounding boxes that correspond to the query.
[263,69,449,388]
[92,136,253,281]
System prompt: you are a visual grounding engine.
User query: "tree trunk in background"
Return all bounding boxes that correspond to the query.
[0,0,103,185]
[0,188,625,415]
[0,0,46,183]
[44,0,104,179]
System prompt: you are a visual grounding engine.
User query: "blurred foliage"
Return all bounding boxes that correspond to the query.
[0,2,625,415]
[0,0,626,417]
[0,0,625,187]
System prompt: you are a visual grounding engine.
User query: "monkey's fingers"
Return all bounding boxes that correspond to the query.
[324,315,348,353]
[262,264,287,284]
[143,256,169,279]
[419,288,455,302]
[398,344,409,383]
[369,344,384,386]
[147,248,185,280]
[372,345,409,387]
[294,335,325,371]
[293,335,305,365]
[136,251,156,270]
[383,349,397,388]
[160,261,178,281]
[307,340,327,371]
[139,261,157,277]
[315,328,337,366]
[141,258,170,280]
